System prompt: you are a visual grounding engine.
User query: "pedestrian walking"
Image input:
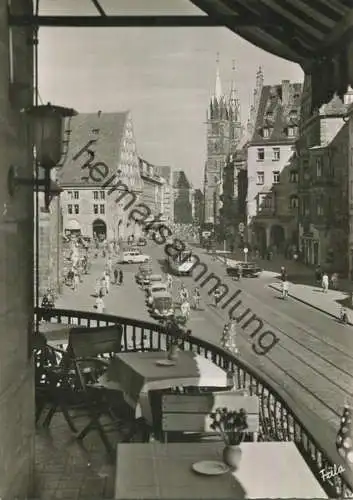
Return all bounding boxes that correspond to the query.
[180,300,190,320]
[167,273,173,291]
[331,272,338,290]
[119,269,124,286]
[113,268,119,284]
[280,266,287,281]
[94,278,100,296]
[73,271,80,291]
[95,294,105,313]
[105,271,110,294]
[281,280,289,299]
[315,265,322,284]
[213,287,222,307]
[322,272,329,293]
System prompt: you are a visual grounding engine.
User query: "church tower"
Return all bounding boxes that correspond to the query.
[204,56,242,226]
[228,61,242,151]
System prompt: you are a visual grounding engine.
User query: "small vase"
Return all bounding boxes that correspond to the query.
[167,344,178,361]
[222,445,242,471]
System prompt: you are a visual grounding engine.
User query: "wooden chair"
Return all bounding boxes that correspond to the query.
[37,325,128,459]
[161,392,259,443]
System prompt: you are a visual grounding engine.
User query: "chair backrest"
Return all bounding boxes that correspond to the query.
[162,392,259,434]
[68,324,123,358]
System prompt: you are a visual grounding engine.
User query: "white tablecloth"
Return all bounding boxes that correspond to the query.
[115,442,328,499]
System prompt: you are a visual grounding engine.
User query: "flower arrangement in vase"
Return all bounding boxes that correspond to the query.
[210,407,248,470]
[163,316,191,361]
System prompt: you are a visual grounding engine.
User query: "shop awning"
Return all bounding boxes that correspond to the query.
[66,220,81,231]
[190,0,353,110]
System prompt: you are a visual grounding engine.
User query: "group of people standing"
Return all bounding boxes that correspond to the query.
[94,259,124,313]
[315,265,338,293]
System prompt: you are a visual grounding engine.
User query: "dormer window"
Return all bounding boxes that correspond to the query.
[287,126,298,137]
[263,128,269,138]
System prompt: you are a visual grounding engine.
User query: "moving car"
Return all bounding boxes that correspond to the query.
[137,237,147,246]
[149,292,174,319]
[143,273,164,290]
[121,250,150,264]
[146,282,168,305]
[226,261,262,279]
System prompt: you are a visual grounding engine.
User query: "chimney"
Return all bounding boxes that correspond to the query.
[281,80,290,106]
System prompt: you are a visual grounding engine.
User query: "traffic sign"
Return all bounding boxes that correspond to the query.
[238,222,245,233]
[243,247,248,254]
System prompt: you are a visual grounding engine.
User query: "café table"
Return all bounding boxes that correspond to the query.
[97,350,231,424]
[115,441,328,499]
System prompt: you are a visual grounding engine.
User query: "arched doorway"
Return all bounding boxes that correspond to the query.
[253,224,267,255]
[270,225,285,249]
[92,219,107,241]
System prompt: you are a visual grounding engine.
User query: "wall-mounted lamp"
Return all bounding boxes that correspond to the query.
[8,103,77,210]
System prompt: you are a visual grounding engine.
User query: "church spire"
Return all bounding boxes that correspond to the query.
[229,60,238,113]
[214,52,222,101]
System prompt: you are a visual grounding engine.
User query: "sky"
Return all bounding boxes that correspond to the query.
[38,0,304,188]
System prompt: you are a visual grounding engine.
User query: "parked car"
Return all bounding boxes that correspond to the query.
[143,273,164,289]
[146,282,168,305]
[149,292,174,319]
[135,263,153,284]
[137,237,147,246]
[121,250,150,264]
[226,261,262,279]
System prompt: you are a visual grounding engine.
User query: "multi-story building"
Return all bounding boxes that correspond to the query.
[172,170,193,224]
[246,77,303,253]
[220,148,247,247]
[204,60,242,229]
[58,111,143,241]
[154,165,174,225]
[192,188,204,226]
[297,76,351,271]
[139,157,165,222]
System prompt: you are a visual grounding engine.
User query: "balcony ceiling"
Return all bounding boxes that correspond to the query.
[190,0,353,110]
[10,0,353,111]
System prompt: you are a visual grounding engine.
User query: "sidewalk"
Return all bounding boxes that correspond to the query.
[213,253,353,324]
[268,281,353,324]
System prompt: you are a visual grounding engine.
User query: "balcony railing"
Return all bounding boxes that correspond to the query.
[35,307,353,498]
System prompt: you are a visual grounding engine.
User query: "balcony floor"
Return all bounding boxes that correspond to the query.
[35,412,119,499]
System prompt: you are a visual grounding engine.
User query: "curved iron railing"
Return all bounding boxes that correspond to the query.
[35,306,353,498]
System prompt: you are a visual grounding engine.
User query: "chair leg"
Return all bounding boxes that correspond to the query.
[42,405,57,428]
[61,406,79,433]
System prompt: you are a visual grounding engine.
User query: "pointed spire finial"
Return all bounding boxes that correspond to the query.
[214,53,222,101]
[216,52,220,64]
[232,60,235,72]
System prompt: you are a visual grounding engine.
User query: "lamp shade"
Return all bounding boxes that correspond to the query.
[336,403,353,467]
[29,104,77,169]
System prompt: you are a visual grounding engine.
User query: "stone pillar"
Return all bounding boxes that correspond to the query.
[265,225,271,248]
[0,0,35,498]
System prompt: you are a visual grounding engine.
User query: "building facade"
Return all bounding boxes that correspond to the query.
[192,188,204,226]
[204,61,242,228]
[220,149,247,247]
[154,165,174,225]
[58,111,144,241]
[139,157,166,223]
[246,77,303,253]
[173,170,193,224]
[297,76,351,271]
